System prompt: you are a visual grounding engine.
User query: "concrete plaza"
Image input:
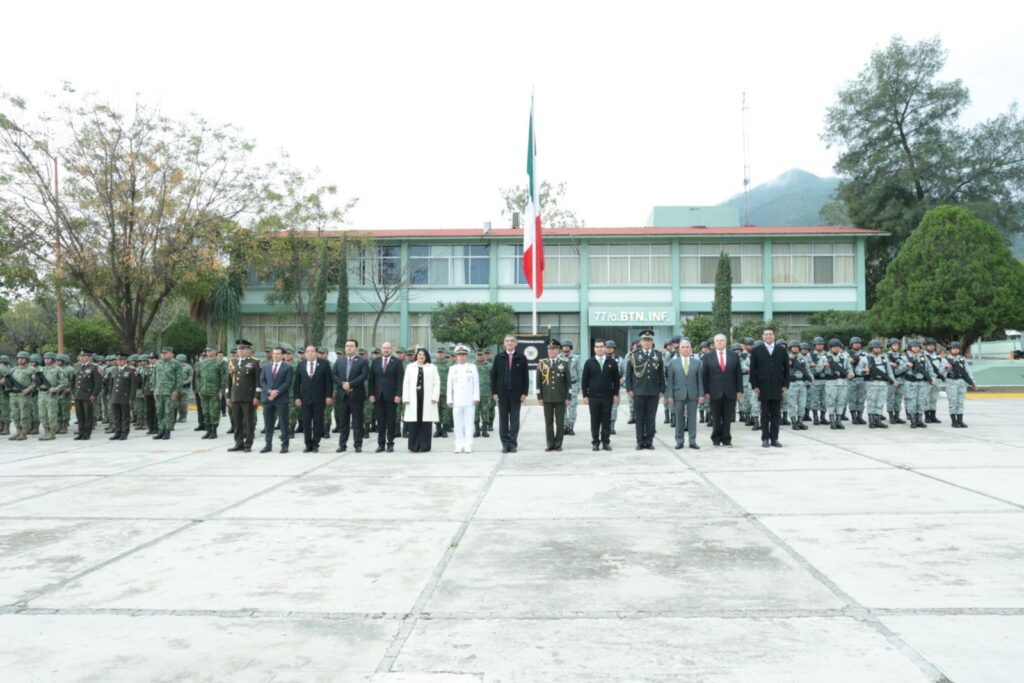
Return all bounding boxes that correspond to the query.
[0,396,1021,682]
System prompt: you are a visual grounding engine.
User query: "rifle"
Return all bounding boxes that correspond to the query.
[867,357,895,385]
[3,373,27,394]
[945,358,972,383]
[34,370,52,392]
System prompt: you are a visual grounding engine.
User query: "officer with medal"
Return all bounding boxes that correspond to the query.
[227,338,261,452]
[109,352,140,440]
[625,328,666,450]
[536,339,571,452]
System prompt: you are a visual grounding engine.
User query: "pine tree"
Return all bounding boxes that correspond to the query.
[309,245,329,347]
[335,248,349,348]
[711,252,732,340]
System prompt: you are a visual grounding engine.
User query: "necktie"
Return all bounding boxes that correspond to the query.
[383,357,388,373]
[308,361,314,377]
[272,363,278,380]
[346,356,352,381]
[506,354,512,389]
[599,356,604,369]
[719,351,725,371]
[684,357,689,375]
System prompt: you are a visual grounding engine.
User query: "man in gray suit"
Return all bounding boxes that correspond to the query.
[665,338,704,449]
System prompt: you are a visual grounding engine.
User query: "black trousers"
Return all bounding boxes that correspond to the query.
[407,420,432,451]
[231,400,256,448]
[632,394,659,446]
[195,392,205,428]
[588,396,613,445]
[112,402,131,436]
[336,393,364,449]
[374,399,398,447]
[543,401,566,448]
[300,401,325,449]
[760,397,782,442]
[144,395,157,431]
[75,399,95,436]
[709,397,737,445]
[496,391,522,450]
[263,402,289,448]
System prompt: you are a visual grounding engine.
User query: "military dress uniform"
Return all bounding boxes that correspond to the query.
[70,354,103,440]
[860,341,897,429]
[195,348,228,438]
[625,332,666,450]
[142,357,159,434]
[109,356,140,439]
[902,341,935,429]
[132,356,147,428]
[943,343,976,428]
[227,341,261,452]
[35,354,68,440]
[536,343,571,451]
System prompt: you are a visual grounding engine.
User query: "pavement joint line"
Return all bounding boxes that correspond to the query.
[374,449,510,674]
[7,451,353,609]
[655,431,951,683]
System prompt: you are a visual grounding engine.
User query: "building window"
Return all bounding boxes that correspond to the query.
[351,246,402,286]
[515,312,580,342]
[589,243,671,285]
[498,244,580,286]
[773,242,854,284]
[680,243,762,284]
[409,244,489,286]
[774,312,811,338]
[409,312,439,351]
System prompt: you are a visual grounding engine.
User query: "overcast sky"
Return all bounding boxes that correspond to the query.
[3,1,1022,229]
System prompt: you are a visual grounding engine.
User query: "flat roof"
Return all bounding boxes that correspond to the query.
[319,226,884,239]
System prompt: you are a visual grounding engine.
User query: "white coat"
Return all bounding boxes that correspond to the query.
[447,362,480,407]
[402,362,441,423]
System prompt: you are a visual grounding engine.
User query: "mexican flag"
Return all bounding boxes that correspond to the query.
[524,97,544,298]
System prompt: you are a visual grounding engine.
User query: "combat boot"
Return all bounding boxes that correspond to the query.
[781,412,790,426]
[853,411,867,425]
[28,423,39,435]
[13,427,28,441]
[811,411,820,425]
[750,416,760,431]
[917,413,927,428]
[892,411,907,425]
[209,427,218,439]
[956,414,967,428]
[473,425,480,438]
[0,421,7,436]
[834,414,845,429]
[803,409,811,423]
[876,414,889,428]
[58,421,68,434]
[195,423,206,431]
[153,430,164,440]
[481,425,490,438]
[930,410,942,424]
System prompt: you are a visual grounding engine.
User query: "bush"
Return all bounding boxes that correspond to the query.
[162,315,206,358]
[732,317,789,344]
[681,315,714,344]
[60,315,121,355]
[800,310,872,344]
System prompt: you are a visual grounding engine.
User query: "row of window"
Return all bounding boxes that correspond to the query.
[250,242,856,288]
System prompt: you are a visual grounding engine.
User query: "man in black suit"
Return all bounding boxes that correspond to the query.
[581,338,620,451]
[748,326,790,448]
[259,346,293,453]
[701,333,744,447]
[333,338,368,453]
[490,334,529,454]
[367,340,403,452]
[294,344,333,453]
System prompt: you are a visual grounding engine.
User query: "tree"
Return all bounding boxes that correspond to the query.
[499,180,584,227]
[711,252,732,339]
[60,315,120,355]
[353,243,414,348]
[162,314,206,358]
[334,247,349,349]
[0,88,267,350]
[681,315,713,345]
[431,303,517,351]
[309,245,329,347]
[732,318,789,344]
[871,206,1024,349]
[0,300,51,351]
[823,35,1024,302]
[801,310,872,344]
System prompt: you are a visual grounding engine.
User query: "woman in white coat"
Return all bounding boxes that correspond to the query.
[446,344,480,453]
[403,348,440,452]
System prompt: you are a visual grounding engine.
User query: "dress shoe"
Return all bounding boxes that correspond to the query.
[592,445,599,452]
[610,428,616,435]
[194,425,206,431]
[386,445,394,453]
[771,440,782,448]
[109,434,120,440]
[260,446,272,453]
[635,445,643,451]
[675,442,684,449]
[227,446,243,452]
[689,443,700,450]
[354,446,361,453]
[602,444,612,451]
[501,448,510,454]
[243,448,252,453]
[303,447,313,453]
[336,445,347,453]
[510,447,517,453]
[555,447,562,451]
[762,439,770,448]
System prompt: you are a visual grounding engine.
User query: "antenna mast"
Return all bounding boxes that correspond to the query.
[742,92,752,226]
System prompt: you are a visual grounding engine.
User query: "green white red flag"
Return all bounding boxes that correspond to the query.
[524,97,544,298]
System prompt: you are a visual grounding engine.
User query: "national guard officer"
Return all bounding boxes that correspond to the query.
[626,338,640,425]
[108,352,139,440]
[807,337,827,425]
[786,342,811,430]
[196,345,227,439]
[142,352,159,434]
[536,339,571,452]
[434,346,452,438]
[625,328,666,450]
[227,338,261,453]
[662,336,679,426]
[943,342,976,428]
[560,339,581,436]
[860,340,897,429]
[886,338,908,424]
[35,352,67,440]
[606,340,621,435]
[740,338,761,431]
[475,349,493,438]
[176,353,193,423]
[56,354,74,434]
[6,352,36,441]
[846,337,868,425]
[823,339,853,430]
[27,353,42,434]
[131,355,147,430]
[902,339,935,429]
[0,355,11,435]
[151,347,183,440]
[922,338,946,424]
[70,351,103,440]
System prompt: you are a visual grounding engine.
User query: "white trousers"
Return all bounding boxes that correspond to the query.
[452,404,475,450]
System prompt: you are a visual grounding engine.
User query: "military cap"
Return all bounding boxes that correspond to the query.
[79,349,92,356]
[924,337,936,345]
[887,338,901,346]
[828,338,842,348]
[867,340,882,349]
[205,344,219,352]
[547,339,561,349]
[475,349,485,356]
[799,342,810,350]
[118,351,130,358]
[372,347,381,353]
[744,337,755,346]
[908,339,922,348]
[161,347,174,354]
[43,351,57,360]
[175,354,186,362]
[454,344,470,355]
[283,347,294,355]
[698,340,709,349]
[605,340,617,349]
[0,355,9,363]
[264,347,272,354]
[234,338,252,349]
[316,347,326,354]
[777,339,788,347]
[16,351,30,359]
[812,336,825,345]
[948,341,961,349]
[148,352,159,360]
[639,329,654,340]
[358,348,367,354]
[850,336,863,345]
[671,335,681,344]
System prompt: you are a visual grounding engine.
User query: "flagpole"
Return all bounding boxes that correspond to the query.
[532,241,537,334]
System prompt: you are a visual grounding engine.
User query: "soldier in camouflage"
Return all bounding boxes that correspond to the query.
[0,355,10,435]
[902,339,935,429]
[560,339,581,436]
[943,342,976,428]
[786,342,812,430]
[195,345,227,439]
[922,338,946,424]
[177,354,194,423]
[151,347,184,440]
[860,340,897,429]
[6,352,36,441]
[475,349,493,438]
[846,337,868,425]
[35,352,67,440]
[885,339,908,424]
[823,339,853,430]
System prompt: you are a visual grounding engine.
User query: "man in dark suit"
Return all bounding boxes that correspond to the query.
[367,340,403,452]
[581,338,620,451]
[701,333,744,447]
[748,326,790,448]
[294,344,333,453]
[259,346,293,453]
[333,338,368,453]
[490,334,529,454]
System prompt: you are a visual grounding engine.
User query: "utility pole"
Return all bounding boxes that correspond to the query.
[53,156,65,354]
[742,92,752,227]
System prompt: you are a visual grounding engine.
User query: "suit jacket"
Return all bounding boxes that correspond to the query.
[260,361,293,406]
[580,356,621,399]
[490,350,529,397]
[332,354,369,401]
[294,358,333,405]
[701,348,743,400]
[748,343,790,401]
[665,355,704,402]
[368,354,404,401]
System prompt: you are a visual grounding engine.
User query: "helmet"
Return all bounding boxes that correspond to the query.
[16,351,30,359]
[850,336,863,345]
[777,339,788,347]
[730,342,741,351]
[867,340,881,350]
[948,341,961,349]
[743,337,755,346]
[888,338,900,346]
[43,351,57,360]
[799,342,810,350]
[0,355,9,363]
[908,339,922,348]
[828,338,842,348]
[29,353,42,363]
[58,354,70,363]
[812,336,825,345]
[560,339,573,349]
[176,354,187,362]
[924,337,936,345]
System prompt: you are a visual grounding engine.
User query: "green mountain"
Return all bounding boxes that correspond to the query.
[719,169,840,226]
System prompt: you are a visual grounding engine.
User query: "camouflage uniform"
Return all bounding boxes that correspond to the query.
[860,341,896,429]
[807,339,828,424]
[845,338,868,425]
[885,340,908,423]
[132,356,147,428]
[922,339,946,424]
[0,356,10,435]
[786,344,812,430]
[902,341,934,429]
[823,340,853,429]
[177,355,194,422]
[35,353,68,440]
[943,342,975,428]
[560,340,581,435]
[475,353,493,437]
[152,350,184,438]
[6,353,37,440]
[195,348,227,437]
[435,350,452,436]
